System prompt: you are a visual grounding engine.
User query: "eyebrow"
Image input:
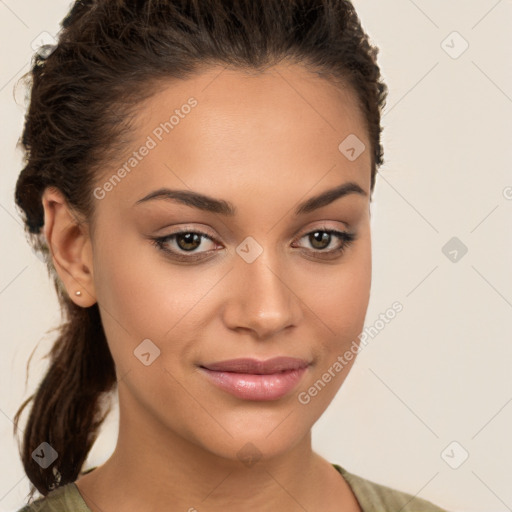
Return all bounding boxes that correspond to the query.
[134,181,367,216]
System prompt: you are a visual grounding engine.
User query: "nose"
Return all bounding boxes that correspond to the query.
[221,251,303,340]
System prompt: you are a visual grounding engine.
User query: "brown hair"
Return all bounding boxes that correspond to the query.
[13,0,388,502]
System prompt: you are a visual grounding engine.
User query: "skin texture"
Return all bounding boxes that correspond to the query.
[42,62,372,511]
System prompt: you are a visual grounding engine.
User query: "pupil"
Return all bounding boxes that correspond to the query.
[311,231,330,249]
[177,233,201,251]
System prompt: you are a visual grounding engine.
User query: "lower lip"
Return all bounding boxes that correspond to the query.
[199,366,308,401]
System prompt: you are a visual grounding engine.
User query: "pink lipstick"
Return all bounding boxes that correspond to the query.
[199,356,310,401]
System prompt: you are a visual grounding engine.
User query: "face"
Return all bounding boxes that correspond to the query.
[87,62,372,464]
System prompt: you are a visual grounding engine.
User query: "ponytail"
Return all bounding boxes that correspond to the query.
[13,295,116,499]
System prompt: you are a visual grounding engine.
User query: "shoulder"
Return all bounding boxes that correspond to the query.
[15,482,90,512]
[332,463,449,512]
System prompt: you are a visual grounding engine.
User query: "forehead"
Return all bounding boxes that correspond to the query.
[94,62,371,212]
[136,62,368,149]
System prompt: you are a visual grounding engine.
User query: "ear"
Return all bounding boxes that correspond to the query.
[41,186,97,307]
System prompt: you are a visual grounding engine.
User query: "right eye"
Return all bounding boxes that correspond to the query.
[150,229,221,262]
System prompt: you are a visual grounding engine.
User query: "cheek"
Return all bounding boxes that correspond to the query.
[93,228,191,329]
[303,233,372,337]
[295,245,371,412]
[91,230,226,369]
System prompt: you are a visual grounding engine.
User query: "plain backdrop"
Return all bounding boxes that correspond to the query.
[1,1,511,511]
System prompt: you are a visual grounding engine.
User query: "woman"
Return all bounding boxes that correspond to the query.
[13,0,448,510]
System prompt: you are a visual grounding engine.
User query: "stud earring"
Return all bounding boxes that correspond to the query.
[75,290,82,296]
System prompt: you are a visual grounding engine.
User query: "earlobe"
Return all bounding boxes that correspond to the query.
[41,186,97,307]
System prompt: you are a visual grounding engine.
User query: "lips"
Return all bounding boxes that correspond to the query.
[198,356,311,401]
[200,356,310,374]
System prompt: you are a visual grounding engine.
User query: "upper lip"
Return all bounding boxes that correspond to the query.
[200,356,310,374]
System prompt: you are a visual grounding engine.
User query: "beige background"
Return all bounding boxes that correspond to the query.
[1,1,511,511]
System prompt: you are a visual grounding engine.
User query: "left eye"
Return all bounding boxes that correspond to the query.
[150,227,356,261]
[295,229,355,252]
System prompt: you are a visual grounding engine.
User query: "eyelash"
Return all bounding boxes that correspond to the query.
[150,226,357,262]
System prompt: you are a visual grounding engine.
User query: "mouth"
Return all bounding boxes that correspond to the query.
[198,356,311,401]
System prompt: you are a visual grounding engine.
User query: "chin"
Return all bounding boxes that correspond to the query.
[191,412,314,466]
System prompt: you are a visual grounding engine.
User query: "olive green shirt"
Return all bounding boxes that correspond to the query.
[17,463,448,511]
